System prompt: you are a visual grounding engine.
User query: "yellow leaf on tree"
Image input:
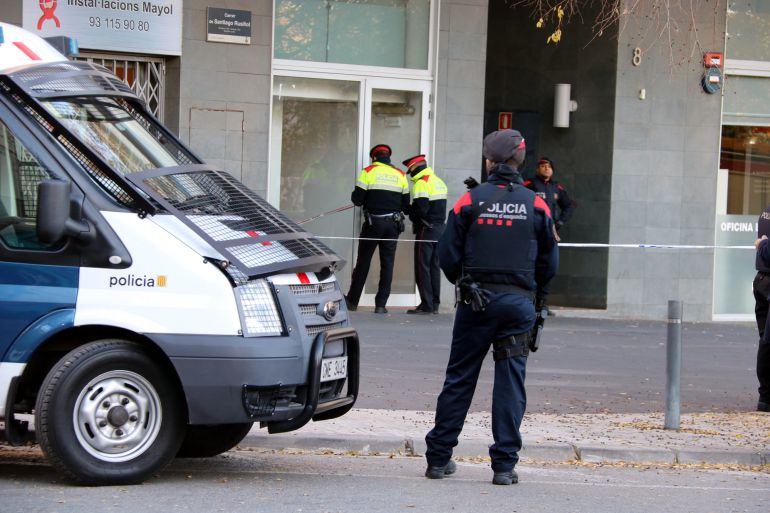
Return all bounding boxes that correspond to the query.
[558,6,565,20]
[536,18,544,28]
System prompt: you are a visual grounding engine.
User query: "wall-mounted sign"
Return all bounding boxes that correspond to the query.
[207,8,251,45]
[22,0,182,56]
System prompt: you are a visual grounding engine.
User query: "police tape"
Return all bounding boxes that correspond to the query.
[558,243,755,250]
[311,236,756,250]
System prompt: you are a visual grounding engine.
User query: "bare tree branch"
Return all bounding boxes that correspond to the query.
[510,0,725,67]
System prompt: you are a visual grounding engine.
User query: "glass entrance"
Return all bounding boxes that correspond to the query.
[360,83,429,306]
[271,76,431,307]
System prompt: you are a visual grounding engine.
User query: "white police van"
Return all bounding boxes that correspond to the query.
[0,22,358,485]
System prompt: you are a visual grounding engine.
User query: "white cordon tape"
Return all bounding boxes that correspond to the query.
[313,235,755,250]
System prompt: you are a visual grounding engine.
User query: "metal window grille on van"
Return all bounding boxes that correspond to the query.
[125,165,343,279]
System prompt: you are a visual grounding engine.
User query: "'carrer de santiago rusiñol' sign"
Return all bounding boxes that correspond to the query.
[23,0,182,56]
[207,7,251,44]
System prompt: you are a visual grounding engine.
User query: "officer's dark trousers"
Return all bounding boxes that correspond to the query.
[752,272,770,404]
[414,224,445,312]
[347,216,400,308]
[425,292,535,472]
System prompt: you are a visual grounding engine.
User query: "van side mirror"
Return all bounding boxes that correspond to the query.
[37,180,92,243]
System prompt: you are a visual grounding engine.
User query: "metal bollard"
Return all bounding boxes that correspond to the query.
[664,300,683,429]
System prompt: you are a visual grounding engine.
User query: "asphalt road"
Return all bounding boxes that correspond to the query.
[352,313,759,414]
[1,446,767,513]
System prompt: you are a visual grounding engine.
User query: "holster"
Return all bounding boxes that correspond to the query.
[393,212,406,233]
[492,333,531,361]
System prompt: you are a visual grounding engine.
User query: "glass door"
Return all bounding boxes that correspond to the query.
[359,79,431,308]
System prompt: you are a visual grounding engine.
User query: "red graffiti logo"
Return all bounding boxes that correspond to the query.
[38,0,61,30]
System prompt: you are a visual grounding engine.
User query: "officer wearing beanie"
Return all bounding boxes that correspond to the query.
[524,157,574,236]
[404,155,448,315]
[424,129,558,485]
[345,144,410,314]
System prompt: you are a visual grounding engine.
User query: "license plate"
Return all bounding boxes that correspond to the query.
[320,356,347,382]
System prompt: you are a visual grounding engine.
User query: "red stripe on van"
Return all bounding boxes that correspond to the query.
[13,42,40,61]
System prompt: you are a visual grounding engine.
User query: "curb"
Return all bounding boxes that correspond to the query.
[241,433,770,467]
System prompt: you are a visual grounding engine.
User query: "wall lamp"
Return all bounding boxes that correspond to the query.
[554,83,578,128]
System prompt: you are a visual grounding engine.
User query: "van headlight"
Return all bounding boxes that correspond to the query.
[236,279,284,337]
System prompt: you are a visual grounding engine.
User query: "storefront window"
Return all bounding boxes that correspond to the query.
[274,0,430,69]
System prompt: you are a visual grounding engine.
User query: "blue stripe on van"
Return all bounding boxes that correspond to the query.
[0,262,78,362]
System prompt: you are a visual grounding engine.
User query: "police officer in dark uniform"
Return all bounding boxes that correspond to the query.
[523,157,574,234]
[424,129,558,485]
[752,205,770,412]
[345,144,410,314]
[523,157,574,316]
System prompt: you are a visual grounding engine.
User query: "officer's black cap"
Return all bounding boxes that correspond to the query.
[482,129,525,164]
[370,144,392,159]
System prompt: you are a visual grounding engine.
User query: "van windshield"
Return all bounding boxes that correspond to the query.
[40,96,196,175]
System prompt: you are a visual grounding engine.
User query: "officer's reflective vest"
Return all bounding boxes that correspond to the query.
[410,166,448,225]
[354,161,409,214]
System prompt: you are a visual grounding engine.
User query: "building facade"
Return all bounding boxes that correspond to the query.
[4,0,768,321]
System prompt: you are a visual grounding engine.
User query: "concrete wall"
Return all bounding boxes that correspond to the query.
[607,1,727,321]
[174,0,273,197]
[433,0,489,308]
[484,1,619,309]
[2,4,21,24]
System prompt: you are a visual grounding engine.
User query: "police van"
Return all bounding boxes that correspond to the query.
[0,22,358,485]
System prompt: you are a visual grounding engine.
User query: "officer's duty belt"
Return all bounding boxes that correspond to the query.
[479,282,535,300]
[492,333,530,361]
[369,212,398,217]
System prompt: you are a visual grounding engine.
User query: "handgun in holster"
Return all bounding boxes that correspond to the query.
[529,300,547,352]
[455,275,489,312]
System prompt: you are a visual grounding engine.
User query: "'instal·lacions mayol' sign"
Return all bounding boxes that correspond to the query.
[23,1,182,55]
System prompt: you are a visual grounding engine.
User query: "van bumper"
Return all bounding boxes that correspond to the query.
[148,327,359,427]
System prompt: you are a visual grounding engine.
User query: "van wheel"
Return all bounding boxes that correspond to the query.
[35,340,184,485]
[177,423,254,458]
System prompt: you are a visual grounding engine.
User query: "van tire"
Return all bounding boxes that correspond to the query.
[177,423,254,458]
[35,339,184,485]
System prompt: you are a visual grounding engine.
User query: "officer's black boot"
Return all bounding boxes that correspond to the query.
[492,469,519,485]
[424,459,456,479]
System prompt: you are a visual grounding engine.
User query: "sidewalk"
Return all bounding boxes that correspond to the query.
[243,408,770,467]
